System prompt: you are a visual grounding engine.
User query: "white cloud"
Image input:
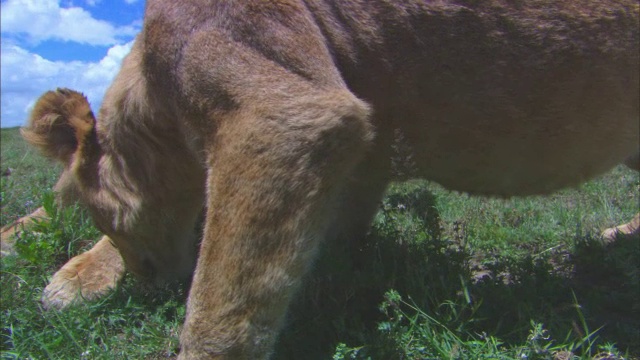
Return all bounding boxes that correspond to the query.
[124,0,139,3]
[0,0,138,45]
[0,41,134,127]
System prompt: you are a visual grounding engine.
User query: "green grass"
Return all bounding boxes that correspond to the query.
[1,127,61,225]
[1,126,638,359]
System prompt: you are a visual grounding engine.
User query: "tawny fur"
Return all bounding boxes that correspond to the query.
[19,1,639,359]
[601,213,640,243]
[41,236,125,309]
[0,207,48,256]
[0,208,126,307]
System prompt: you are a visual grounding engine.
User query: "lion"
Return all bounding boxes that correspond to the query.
[11,0,640,358]
[1,207,48,257]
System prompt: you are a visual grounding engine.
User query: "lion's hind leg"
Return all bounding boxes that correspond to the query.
[42,235,125,309]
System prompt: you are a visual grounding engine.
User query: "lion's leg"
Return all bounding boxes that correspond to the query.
[42,235,125,309]
[331,145,393,248]
[623,152,639,171]
[601,213,640,242]
[178,90,373,359]
[601,153,640,242]
[0,206,48,257]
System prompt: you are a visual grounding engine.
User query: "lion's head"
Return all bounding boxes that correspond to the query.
[22,88,204,283]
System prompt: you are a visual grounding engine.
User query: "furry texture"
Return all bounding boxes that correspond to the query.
[0,207,48,257]
[20,0,639,358]
[41,236,125,309]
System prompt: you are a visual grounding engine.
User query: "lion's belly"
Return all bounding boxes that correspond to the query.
[354,38,639,196]
[406,124,636,196]
[333,0,639,197]
[386,89,639,196]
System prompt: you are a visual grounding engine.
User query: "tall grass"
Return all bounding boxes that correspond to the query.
[1,126,638,359]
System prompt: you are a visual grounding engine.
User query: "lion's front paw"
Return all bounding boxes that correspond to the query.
[42,236,125,309]
[600,213,640,244]
[1,207,49,257]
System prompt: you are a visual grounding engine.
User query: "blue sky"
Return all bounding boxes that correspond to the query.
[1,0,145,127]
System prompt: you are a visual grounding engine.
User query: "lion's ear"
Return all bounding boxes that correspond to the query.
[22,88,97,164]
